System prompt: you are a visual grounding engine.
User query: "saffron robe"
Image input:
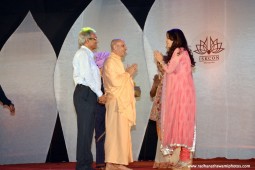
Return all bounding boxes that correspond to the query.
[102,52,136,165]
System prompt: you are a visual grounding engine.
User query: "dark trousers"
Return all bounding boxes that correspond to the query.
[94,103,106,166]
[73,84,97,170]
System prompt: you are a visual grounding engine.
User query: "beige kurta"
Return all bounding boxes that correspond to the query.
[102,52,136,165]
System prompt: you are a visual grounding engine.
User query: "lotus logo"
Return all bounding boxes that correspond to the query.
[194,36,224,55]
[193,36,225,64]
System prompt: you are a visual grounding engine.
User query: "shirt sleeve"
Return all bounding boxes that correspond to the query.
[163,55,181,74]
[73,51,83,85]
[163,48,187,74]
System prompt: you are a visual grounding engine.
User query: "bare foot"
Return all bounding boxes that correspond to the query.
[117,165,132,170]
[105,163,119,170]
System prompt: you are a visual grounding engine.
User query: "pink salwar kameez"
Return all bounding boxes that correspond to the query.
[160,48,196,158]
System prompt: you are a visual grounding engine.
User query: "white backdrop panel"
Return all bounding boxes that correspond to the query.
[1,0,255,164]
[56,0,151,162]
[144,0,255,159]
[0,12,57,164]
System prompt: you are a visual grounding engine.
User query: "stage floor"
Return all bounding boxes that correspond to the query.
[0,158,254,170]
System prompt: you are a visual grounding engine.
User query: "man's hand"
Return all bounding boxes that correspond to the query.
[126,64,138,77]
[9,104,15,113]
[3,104,15,115]
[98,95,107,104]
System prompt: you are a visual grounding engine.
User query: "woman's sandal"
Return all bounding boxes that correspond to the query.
[174,160,192,169]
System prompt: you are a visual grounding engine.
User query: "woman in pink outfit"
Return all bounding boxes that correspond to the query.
[154,28,196,168]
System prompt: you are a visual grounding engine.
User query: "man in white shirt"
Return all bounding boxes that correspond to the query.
[73,27,106,170]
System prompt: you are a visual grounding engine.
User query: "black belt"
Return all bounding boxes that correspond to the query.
[77,84,86,87]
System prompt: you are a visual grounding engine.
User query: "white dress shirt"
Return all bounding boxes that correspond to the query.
[73,45,103,97]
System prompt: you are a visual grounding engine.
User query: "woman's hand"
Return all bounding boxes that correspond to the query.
[154,50,163,64]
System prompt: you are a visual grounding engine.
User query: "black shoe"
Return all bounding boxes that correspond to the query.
[96,163,106,169]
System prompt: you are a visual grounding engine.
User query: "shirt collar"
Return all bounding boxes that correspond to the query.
[81,45,94,57]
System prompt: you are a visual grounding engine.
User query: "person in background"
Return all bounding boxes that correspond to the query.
[151,62,180,169]
[103,39,137,170]
[72,27,106,170]
[0,85,15,114]
[149,61,170,168]
[93,51,110,169]
[149,61,164,127]
[154,28,196,168]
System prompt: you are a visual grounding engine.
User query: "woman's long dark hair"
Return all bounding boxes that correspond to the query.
[163,29,196,66]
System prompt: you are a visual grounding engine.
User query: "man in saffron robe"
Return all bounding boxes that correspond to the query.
[103,39,137,170]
